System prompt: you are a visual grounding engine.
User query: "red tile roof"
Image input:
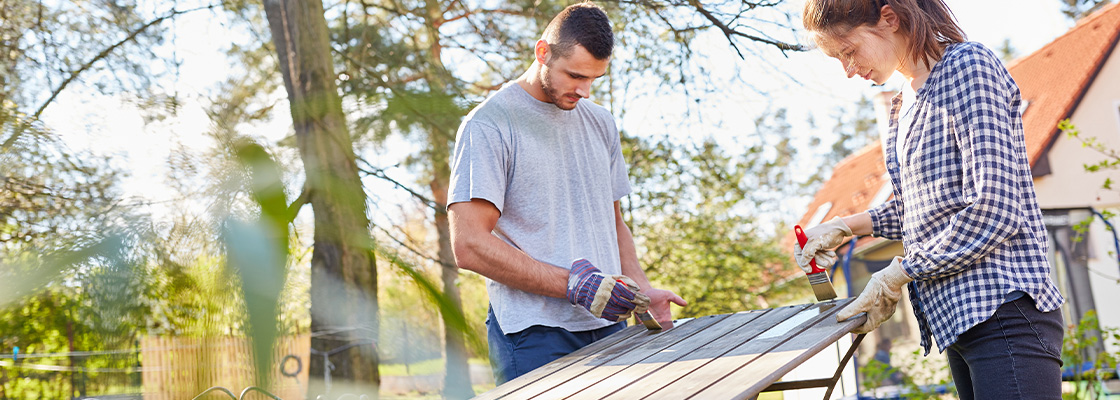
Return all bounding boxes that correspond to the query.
[1009,2,1120,166]
[796,143,887,229]
[795,3,1120,245]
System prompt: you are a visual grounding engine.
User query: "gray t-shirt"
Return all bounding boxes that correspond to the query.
[447,83,632,334]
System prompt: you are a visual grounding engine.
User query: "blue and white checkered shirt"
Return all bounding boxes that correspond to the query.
[868,42,1064,355]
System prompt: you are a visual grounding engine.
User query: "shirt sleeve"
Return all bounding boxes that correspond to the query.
[609,126,632,202]
[902,45,1025,280]
[447,119,509,212]
[868,198,904,241]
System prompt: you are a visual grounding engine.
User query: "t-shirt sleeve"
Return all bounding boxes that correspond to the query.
[447,119,508,212]
[608,122,632,202]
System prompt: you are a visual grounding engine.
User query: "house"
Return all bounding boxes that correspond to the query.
[793,1,1120,394]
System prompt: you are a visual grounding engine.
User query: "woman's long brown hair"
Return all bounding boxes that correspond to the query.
[803,0,966,69]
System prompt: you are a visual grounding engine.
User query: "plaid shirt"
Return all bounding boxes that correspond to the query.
[868,42,1064,354]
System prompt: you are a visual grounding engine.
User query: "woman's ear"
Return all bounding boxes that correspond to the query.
[878,4,900,32]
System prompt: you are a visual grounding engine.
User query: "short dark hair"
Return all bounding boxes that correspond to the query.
[542,2,614,61]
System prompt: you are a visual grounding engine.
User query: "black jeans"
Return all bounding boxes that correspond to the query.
[946,295,1065,399]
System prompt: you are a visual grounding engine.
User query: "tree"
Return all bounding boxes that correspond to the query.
[1060,0,1112,21]
[997,38,1019,63]
[261,0,380,394]
[802,95,879,187]
[331,0,559,394]
[623,111,814,316]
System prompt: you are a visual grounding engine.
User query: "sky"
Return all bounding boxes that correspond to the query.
[40,0,1081,229]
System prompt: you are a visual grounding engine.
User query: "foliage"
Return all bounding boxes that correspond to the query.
[858,346,956,399]
[805,95,879,188]
[861,358,899,398]
[1062,310,1120,400]
[0,0,193,142]
[1060,119,1120,245]
[0,104,123,259]
[2,0,817,397]
[0,288,143,398]
[860,309,1120,400]
[623,112,814,316]
[1062,119,1120,183]
[377,244,486,359]
[997,39,1019,63]
[1060,0,1113,21]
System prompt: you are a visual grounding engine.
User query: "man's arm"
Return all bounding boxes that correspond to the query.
[449,199,568,298]
[614,201,687,326]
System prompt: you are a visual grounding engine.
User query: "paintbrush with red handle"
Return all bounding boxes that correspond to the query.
[795,225,838,301]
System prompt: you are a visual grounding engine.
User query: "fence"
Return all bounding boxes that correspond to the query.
[140,335,310,400]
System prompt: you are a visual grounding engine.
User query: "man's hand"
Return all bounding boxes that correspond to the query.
[795,216,853,272]
[643,288,687,329]
[836,256,913,333]
[567,259,651,321]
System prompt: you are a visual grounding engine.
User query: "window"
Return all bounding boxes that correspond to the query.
[868,174,894,208]
[807,202,833,227]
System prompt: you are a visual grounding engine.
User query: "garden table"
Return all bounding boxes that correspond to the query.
[475,298,867,400]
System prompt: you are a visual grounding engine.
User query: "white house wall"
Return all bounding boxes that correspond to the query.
[1085,215,1120,353]
[1033,41,1120,351]
[1034,43,1120,209]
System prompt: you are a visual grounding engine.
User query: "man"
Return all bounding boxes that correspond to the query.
[447,2,686,384]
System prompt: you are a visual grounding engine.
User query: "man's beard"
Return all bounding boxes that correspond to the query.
[539,64,576,111]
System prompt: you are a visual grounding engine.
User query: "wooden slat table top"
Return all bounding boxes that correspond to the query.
[477,298,865,400]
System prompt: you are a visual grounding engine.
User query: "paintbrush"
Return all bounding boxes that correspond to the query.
[635,310,662,330]
[616,279,663,330]
[795,225,838,301]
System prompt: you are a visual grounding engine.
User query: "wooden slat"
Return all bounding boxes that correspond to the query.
[598,304,812,400]
[497,315,725,399]
[559,308,773,399]
[473,321,682,400]
[694,306,863,400]
[639,300,852,399]
[527,313,742,399]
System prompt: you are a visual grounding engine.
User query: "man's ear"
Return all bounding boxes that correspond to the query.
[879,4,900,32]
[535,40,551,65]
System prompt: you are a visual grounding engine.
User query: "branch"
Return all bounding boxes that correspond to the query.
[2,3,222,150]
[373,223,441,265]
[286,185,312,222]
[355,157,438,211]
[331,46,456,135]
[684,0,804,58]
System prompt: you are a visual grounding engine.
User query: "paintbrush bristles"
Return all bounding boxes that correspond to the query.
[808,272,838,301]
[637,311,663,330]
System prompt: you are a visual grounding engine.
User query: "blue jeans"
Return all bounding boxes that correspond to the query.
[486,306,625,384]
[946,295,1064,400]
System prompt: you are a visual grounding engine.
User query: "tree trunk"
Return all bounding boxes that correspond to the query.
[261,0,380,396]
[419,1,472,397]
[429,137,472,399]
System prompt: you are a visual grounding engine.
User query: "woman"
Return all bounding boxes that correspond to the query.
[795,0,1066,398]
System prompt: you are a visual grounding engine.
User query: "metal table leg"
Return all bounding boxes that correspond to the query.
[760,333,867,399]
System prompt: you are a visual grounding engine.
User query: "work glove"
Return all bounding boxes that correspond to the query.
[567,259,651,322]
[795,216,852,273]
[836,256,913,334]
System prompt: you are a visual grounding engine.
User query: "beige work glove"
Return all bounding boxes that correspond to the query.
[836,256,913,333]
[794,216,852,273]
